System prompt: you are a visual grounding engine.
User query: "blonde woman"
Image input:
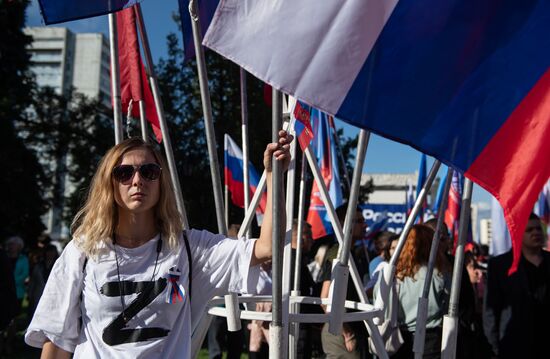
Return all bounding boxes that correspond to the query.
[25,132,292,358]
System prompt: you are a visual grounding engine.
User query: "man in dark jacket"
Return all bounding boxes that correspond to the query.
[483,213,550,358]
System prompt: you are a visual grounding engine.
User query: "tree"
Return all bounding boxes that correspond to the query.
[156,32,271,231]
[0,0,48,243]
[16,87,114,236]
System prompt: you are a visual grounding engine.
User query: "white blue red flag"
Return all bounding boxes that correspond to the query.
[204,0,550,273]
[38,0,140,24]
[304,110,344,239]
[224,135,266,219]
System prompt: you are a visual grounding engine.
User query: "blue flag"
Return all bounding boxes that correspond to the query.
[39,0,140,25]
[178,0,219,61]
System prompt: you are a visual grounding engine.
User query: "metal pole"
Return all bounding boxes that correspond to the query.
[108,13,123,144]
[441,178,473,359]
[187,0,240,333]
[414,167,453,358]
[289,151,307,359]
[303,146,368,305]
[225,184,229,229]
[270,89,284,359]
[282,120,297,358]
[240,68,251,239]
[293,152,307,293]
[135,4,189,228]
[303,145,389,358]
[238,172,267,238]
[138,100,148,142]
[328,129,370,335]
[378,160,441,312]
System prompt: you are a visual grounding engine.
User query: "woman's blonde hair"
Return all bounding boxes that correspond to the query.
[71,138,183,258]
[395,224,450,280]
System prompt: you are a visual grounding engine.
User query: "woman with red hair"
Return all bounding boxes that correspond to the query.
[392,224,450,359]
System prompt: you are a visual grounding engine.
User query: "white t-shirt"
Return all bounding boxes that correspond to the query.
[25,229,259,358]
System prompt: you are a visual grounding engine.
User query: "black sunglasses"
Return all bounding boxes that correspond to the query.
[112,163,162,183]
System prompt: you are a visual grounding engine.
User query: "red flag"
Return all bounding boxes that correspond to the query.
[293,101,314,151]
[116,7,162,142]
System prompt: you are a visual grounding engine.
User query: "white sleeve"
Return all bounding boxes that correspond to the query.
[25,241,86,352]
[186,229,260,300]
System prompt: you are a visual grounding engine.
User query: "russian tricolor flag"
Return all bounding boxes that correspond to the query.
[205,0,550,273]
[224,135,266,219]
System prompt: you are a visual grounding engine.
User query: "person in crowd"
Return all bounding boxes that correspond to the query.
[483,213,550,359]
[366,233,399,295]
[319,205,368,359]
[4,236,29,308]
[25,132,292,358]
[424,218,489,358]
[27,244,59,319]
[290,220,324,358]
[386,224,450,359]
[368,231,393,279]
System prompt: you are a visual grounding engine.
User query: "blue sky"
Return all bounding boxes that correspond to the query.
[25,0,493,207]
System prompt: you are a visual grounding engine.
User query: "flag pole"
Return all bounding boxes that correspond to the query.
[187,0,241,337]
[328,129,370,335]
[289,150,307,359]
[303,144,388,359]
[134,4,189,229]
[282,107,297,357]
[240,68,251,239]
[441,178,473,359]
[270,88,285,359]
[138,100,148,142]
[379,160,441,313]
[413,167,453,358]
[108,13,123,144]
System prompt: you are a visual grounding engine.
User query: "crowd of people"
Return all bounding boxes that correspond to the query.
[204,209,549,359]
[0,234,60,355]
[0,132,548,358]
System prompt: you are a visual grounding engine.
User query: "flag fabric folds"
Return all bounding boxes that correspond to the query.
[204,0,550,273]
[178,0,219,61]
[490,197,512,256]
[116,7,162,142]
[432,171,447,214]
[224,134,266,218]
[38,0,140,25]
[292,101,315,151]
[304,110,344,240]
[445,171,466,251]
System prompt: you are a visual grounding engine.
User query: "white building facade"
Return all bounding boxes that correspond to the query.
[24,27,111,239]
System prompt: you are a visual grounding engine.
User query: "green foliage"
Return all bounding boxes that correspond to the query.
[16,87,113,230]
[0,0,48,243]
[156,33,271,230]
